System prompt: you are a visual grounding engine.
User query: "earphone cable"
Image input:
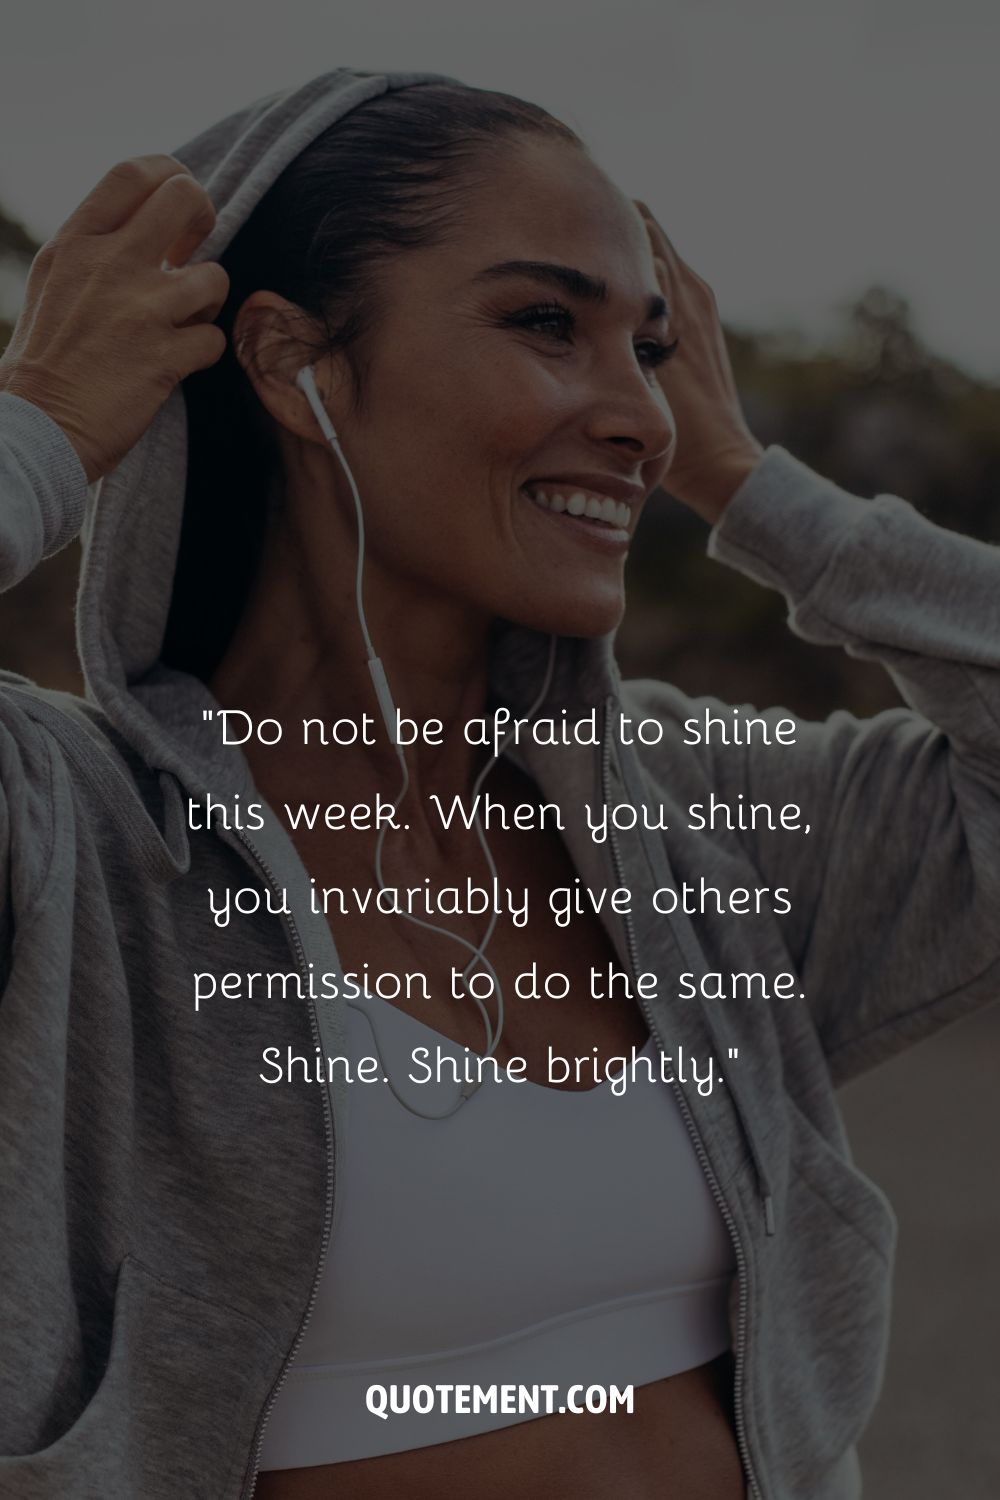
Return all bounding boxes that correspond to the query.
[296,363,558,1111]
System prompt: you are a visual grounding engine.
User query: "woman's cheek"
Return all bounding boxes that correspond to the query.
[498,360,585,434]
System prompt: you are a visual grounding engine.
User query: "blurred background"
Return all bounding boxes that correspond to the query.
[2,2,999,1492]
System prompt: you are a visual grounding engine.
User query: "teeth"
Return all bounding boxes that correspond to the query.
[524,484,633,530]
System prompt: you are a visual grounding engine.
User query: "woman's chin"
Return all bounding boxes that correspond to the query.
[510,584,625,641]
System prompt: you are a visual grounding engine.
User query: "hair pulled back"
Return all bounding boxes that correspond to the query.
[163,83,583,682]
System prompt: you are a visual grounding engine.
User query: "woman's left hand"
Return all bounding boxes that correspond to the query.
[635,201,764,525]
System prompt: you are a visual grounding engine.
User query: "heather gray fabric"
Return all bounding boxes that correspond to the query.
[1,66,998,1500]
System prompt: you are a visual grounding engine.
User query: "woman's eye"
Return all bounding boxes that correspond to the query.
[637,336,681,370]
[503,303,576,340]
[501,305,680,371]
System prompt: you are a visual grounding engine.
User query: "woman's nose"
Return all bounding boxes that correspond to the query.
[583,361,676,467]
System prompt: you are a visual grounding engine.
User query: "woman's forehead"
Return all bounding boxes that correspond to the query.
[474,138,637,238]
[438,140,654,291]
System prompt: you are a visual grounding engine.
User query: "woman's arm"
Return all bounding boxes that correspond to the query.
[0,155,226,589]
[0,391,80,963]
[0,153,228,487]
[706,450,1000,1082]
[0,392,88,592]
[635,205,1000,1082]
[0,155,229,959]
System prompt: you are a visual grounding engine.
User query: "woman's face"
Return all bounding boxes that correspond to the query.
[322,135,678,639]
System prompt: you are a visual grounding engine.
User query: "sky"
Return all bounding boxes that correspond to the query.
[2,0,998,378]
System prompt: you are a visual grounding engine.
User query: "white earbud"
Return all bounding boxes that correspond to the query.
[295,364,340,444]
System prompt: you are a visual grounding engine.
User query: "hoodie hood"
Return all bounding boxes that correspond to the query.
[74,67,623,822]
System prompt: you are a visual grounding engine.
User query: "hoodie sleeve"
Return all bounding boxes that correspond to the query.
[0,391,89,590]
[687,445,1000,1082]
[0,392,86,969]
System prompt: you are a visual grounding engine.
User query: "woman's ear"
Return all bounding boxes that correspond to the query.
[233,291,347,443]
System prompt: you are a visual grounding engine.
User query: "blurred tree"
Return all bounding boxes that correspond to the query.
[0,206,38,265]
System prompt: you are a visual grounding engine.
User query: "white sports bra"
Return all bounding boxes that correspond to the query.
[258,991,735,1469]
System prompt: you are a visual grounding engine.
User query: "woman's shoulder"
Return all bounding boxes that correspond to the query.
[616,674,813,800]
[0,671,156,816]
[0,671,191,892]
[0,671,126,756]
[617,675,769,754]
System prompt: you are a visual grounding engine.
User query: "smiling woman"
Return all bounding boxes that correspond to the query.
[185,107,680,663]
[1,62,999,1500]
[167,86,678,684]
[158,78,750,1500]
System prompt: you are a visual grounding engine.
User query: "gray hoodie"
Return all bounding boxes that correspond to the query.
[1,66,999,1500]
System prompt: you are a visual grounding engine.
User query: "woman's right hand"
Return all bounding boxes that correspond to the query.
[0,155,229,483]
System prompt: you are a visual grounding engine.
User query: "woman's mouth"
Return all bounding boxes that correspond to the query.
[519,483,633,549]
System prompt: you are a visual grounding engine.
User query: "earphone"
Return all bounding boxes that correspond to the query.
[294,366,400,746]
[295,364,557,1118]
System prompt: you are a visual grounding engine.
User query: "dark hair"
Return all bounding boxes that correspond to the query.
[163,82,584,683]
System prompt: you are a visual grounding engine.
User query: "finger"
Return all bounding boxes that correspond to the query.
[58,155,193,238]
[162,193,221,271]
[162,261,230,326]
[120,171,217,269]
[633,199,686,269]
[173,322,228,379]
[650,254,685,336]
[639,211,709,320]
[646,220,685,276]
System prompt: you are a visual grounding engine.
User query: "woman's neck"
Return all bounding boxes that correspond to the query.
[207,496,497,823]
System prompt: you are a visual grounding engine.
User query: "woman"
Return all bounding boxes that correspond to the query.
[0,67,997,1500]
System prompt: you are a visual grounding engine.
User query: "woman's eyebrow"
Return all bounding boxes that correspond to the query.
[472,260,669,322]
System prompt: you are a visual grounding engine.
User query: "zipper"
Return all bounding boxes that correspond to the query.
[601,707,764,1500]
[228,829,337,1500]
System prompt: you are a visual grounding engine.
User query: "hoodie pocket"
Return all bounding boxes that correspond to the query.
[786,1096,897,1263]
[758,1097,898,1484]
[0,1255,282,1500]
